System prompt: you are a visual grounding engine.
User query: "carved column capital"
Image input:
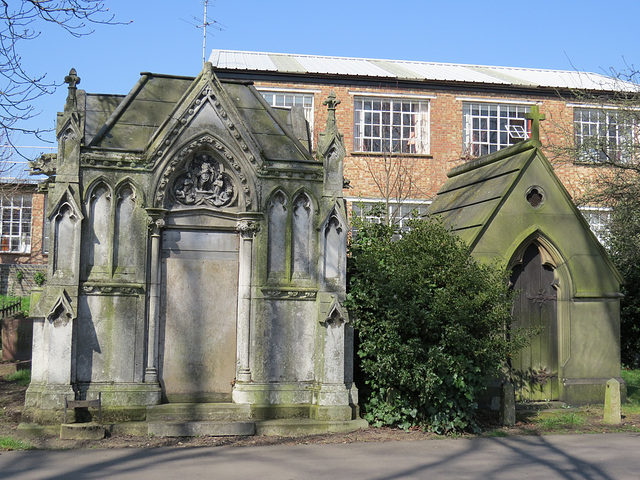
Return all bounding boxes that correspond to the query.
[146,208,168,233]
[236,220,260,238]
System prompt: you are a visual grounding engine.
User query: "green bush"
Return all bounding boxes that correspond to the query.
[33,271,45,286]
[347,213,517,433]
[605,200,640,367]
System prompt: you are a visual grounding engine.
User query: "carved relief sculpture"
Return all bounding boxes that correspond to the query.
[173,153,236,207]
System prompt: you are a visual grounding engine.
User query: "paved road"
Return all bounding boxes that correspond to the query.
[0,433,639,479]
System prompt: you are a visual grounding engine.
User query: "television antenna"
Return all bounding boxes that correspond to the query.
[181,1,227,66]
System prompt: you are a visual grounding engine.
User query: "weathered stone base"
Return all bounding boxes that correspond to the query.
[24,383,75,410]
[60,422,105,440]
[562,377,627,405]
[25,382,162,411]
[23,381,162,424]
[77,382,162,407]
[232,382,315,405]
[232,381,358,421]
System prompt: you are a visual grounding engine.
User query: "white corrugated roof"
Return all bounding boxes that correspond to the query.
[210,49,636,92]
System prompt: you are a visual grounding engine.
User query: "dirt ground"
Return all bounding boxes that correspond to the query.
[1,374,639,450]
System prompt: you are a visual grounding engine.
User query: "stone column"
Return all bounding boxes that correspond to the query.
[235,220,259,382]
[145,209,167,383]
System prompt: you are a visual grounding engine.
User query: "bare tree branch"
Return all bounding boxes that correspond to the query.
[363,150,428,226]
[0,1,126,150]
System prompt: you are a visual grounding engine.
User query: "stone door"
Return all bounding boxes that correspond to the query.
[510,242,559,401]
[160,229,239,402]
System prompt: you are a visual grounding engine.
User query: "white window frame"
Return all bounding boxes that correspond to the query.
[573,107,638,163]
[463,102,531,156]
[0,193,32,253]
[353,97,430,154]
[258,89,316,144]
[579,205,611,244]
[348,198,431,231]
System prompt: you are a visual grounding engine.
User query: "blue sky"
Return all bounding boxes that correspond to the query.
[11,0,640,154]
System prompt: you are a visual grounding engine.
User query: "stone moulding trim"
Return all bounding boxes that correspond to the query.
[81,152,145,170]
[155,134,253,210]
[257,162,323,180]
[81,283,146,296]
[151,83,258,171]
[261,288,317,300]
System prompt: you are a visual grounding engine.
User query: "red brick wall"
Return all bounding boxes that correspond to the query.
[254,79,599,203]
[0,190,48,266]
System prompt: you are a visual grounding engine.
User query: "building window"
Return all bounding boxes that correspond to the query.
[463,103,530,156]
[0,193,31,253]
[579,206,611,244]
[354,97,429,154]
[260,91,315,140]
[574,108,637,163]
[349,198,431,231]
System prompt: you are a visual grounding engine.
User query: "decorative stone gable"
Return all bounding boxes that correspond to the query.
[154,134,253,210]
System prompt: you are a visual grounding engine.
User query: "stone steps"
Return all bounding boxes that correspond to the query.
[146,403,252,422]
[148,420,256,437]
[146,418,369,437]
[144,403,368,437]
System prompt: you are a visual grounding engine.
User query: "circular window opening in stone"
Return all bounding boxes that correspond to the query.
[526,187,545,208]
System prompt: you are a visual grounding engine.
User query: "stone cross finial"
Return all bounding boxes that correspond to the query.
[323,91,341,129]
[525,105,545,142]
[64,68,81,110]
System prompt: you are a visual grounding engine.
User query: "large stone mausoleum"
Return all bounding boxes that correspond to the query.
[24,64,364,434]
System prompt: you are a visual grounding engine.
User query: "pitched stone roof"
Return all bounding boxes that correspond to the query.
[82,71,312,161]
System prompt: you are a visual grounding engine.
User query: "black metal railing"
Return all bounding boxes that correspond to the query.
[0,298,22,318]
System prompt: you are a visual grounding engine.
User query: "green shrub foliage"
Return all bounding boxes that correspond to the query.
[347,214,515,433]
[605,196,640,367]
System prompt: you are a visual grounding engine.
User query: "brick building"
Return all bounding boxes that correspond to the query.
[210,49,630,235]
[0,182,47,295]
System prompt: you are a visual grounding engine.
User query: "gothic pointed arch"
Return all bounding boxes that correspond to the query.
[320,298,349,327]
[267,189,288,278]
[50,187,83,278]
[47,290,76,325]
[291,191,314,279]
[84,180,113,275]
[507,230,573,293]
[153,134,255,211]
[49,185,83,221]
[321,205,347,285]
[507,232,573,399]
[113,181,144,274]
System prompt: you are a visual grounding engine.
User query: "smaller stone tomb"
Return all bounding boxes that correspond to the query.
[429,109,624,405]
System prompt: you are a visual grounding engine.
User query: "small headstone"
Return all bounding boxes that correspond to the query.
[1,314,32,362]
[603,378,621,424]
[500,381,516,426]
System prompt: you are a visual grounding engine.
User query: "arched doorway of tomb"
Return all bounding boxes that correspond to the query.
[509,240,561,401]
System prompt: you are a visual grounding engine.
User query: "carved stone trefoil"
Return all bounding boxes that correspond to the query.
[173,153,236,208]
